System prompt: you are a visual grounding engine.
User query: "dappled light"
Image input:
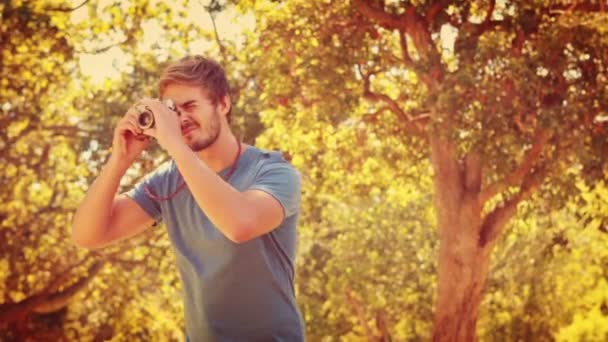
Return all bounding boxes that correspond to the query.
[1,0,607,341]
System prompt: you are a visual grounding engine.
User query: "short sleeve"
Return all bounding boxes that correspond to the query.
[124,162,172,222]
[247,158,302,218]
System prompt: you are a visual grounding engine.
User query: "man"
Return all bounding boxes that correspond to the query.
[71,55,304,341]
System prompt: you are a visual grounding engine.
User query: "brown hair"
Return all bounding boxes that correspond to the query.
[159,55,232,123]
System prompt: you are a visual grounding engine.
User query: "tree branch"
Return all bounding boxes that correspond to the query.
[75,38,131,54]
[375,308,392,341]
[46,0,89,12]
[362,106,392,124]
[41,257,93,295]
[480,128,549,204]
[550,2,606,13]
[478,166,546,247]
[358,65,428,136]
[454,1,507,62]
[201,0,228,64]
[483,0,496,25]
[0,261,103,327]
[352,0,408,30]
[399,31,414,67]
[33,261,104,314]
[353,0,442,88]
[345,288,376,341]
[426,0,452,26]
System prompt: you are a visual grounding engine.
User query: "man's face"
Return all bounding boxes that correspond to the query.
[162,83,228,151]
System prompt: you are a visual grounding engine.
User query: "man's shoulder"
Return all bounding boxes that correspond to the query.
[247,147,299,175]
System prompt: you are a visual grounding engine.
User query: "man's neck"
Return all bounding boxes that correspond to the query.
[195,131,243,173]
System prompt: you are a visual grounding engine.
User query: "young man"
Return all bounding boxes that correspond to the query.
[72,55,304,341]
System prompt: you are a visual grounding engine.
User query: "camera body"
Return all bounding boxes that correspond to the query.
[136,99,177,129]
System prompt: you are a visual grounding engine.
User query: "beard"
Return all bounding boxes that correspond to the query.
[186,109,222,152]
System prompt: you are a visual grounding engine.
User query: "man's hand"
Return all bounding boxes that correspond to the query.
[111,103,151,168]
[138,98,185,155]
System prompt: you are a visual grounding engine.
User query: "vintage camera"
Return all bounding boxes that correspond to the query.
[136,99,177,129]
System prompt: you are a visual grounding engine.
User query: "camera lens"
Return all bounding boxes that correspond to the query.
[136,104,154,129]
[138,111,154,129]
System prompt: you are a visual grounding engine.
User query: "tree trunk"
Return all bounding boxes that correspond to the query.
[432,231,492,341]
[430,137,492,341]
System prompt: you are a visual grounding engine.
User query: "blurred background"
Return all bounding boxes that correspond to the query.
[1,0,607,341]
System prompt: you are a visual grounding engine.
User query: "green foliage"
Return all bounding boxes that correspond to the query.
[1,0,607,340]
[1,0,208,339]
[239,0,608,339]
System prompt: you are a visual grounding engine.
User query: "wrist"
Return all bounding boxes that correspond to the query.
[165,140,191,159]
[107,153,131,173]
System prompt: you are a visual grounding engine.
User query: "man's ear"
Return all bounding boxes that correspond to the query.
[218,95,231,117]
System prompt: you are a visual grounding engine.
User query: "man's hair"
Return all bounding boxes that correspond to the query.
[159,55,232,123]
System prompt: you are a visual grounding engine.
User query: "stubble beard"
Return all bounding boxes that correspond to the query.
[188,110,222,152]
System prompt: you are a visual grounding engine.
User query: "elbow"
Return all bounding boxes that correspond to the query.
[225,218,256,244]
[71,225,102,250]
[72,236,93,249]
[226,228,253,244]
[71,233,96,250]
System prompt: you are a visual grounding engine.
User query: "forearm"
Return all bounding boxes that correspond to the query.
[71,155,129,246]
[170,145,252,242]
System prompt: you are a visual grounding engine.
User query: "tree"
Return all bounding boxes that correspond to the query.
[238,0,608,339]
[0,1,207,339]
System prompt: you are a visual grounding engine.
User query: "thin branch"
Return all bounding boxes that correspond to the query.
[46,0,89,12]
[0,261,104,326]
[399,31,414,66]
[33,261,104,314]
[362,106,392,124]
[550,2,606,13]
[345,288,376,341]
[30,144,52,177]
[2,121,36,156]
[479,166,546,247]
[75,38,130,54]
[41,257,94,295]
[42,125,94,133]
[106,255,148,271]
[426,0,451,26]
[483,0,496,25]
[201,0,228,64]
[480,128,549,204]
[352,0,407,30]
[376,309,391,341]
[358,65,428,137]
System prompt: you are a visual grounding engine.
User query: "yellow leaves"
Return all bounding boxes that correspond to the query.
[557,306,608,342]
[50,15,68,31]
[9,290,26,302]
[102,78,115,92]
[7,118,30,139]
[16,44,29,54]
[28,181,53,206]
[0,259,8,295]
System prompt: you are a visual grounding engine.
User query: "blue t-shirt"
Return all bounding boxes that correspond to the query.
[126,146,304,341]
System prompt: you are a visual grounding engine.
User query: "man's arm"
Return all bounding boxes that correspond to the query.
[71,157,155,249]
[170,145,287,243]
[72,102,156,249]
[135,98,299,243]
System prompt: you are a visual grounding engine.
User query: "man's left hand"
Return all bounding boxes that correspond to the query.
[138,98,185,154]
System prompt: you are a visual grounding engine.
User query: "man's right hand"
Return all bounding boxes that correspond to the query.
[111,104,150,166]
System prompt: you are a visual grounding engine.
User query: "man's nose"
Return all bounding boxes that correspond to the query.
[180,115,194,127]
[179,112,188,123]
